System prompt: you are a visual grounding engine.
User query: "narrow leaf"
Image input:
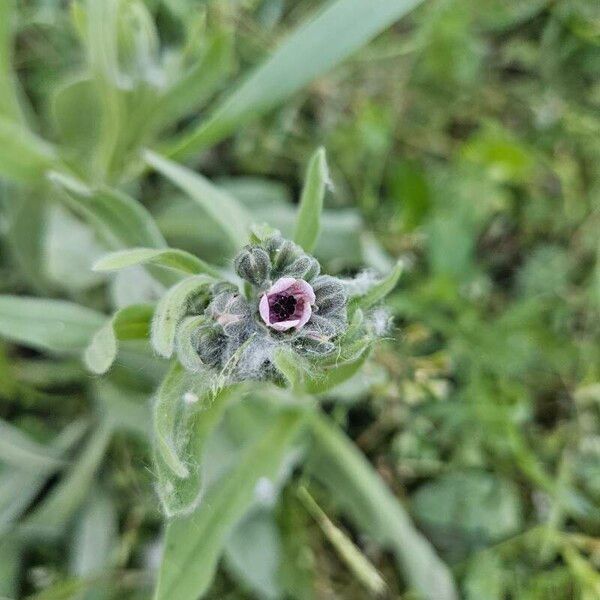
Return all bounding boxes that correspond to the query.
[168,0,424,158]
[304,346,370,395]
[0,418,66,472]
[0,295,104,353]
[93,247,221,278]
[308,414,458,600]
[151,275,213,358]
[157,31,233,127]
[294,147,328,253]
[0,421,87,534]
[144,150,251,249]
[155,379,241,518]
[351,260,404,310]
[0,0,24,122]
[154,409,305,600]
[50,171,166,250]
[84,303,154,374]
[0,116,57,183]
[24,419,113,537]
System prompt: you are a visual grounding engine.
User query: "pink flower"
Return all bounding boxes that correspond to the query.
[259,277,316,331]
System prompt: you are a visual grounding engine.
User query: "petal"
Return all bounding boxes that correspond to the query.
[289,279,316,304]
[259,294,271,324]
[296,302,312,328]
[269,319,300,331]
[268,277,297,295]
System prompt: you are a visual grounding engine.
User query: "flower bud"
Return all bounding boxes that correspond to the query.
[234,246,270,286]
[265,235,302,276]
[207,292,251,338]
[282,255,320,281]
[312,276,347,316]
[195,322,226,367]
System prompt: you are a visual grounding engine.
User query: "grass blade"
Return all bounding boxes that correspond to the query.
[168,0,424,158]
[308,413,458,600]
[294,147,328,253]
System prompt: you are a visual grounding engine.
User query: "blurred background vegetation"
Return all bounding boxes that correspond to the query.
[1,0,600,598]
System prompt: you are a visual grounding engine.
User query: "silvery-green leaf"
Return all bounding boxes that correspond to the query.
[225,509,283,600]
[70,489,118,581]
[308,414,458,600]
[0,295,104,354]
[93,380,150,439]
[294,147,328,253]
[93,247,221,278]
[0,116,57,183]
[154,409,305,600]
[49,171,166,250]
[0,418,66,472]
[155,379,241,518]
[303,346,371,395]
[144,150,252,250]
[0,420,86,534]
[45,204,105,292]
[84,303,154,374]
[151,275,213,358]
[351,260,404,310]
[273,347,310,392]
[23,419,113,538]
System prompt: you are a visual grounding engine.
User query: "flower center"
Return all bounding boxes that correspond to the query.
[270,293,298,322]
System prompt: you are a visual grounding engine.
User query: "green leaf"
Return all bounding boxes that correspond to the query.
[24,419,113,537]
[308,413,458,600]
[84,303,154,374]
[0,421,87,534]
[49,171,166,250]
[0,295,104,353]
[156,30,233,128]
[412,471,523,548]
[154,374,241,518]
[0,418,66,472]
[151,275,213,358]
[304,346,371,395]
[0,0,24,123]
[154,409,305,600]
[153,363,193,481]
[93,247,221,278]
[70,489,117,579]
[0,537,20,599]
[273,347,309,392]
[294,147,328,253]
[0,116,57,183]
[351,260,404,310]
[167,0,424,158]
[225,509,283,600]
[144,150,251,250]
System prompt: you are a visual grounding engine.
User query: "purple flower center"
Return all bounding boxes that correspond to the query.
[259,277,315,331]
[269,293,298,322]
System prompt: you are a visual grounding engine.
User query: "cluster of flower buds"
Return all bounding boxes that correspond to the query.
[160,233,351,383]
